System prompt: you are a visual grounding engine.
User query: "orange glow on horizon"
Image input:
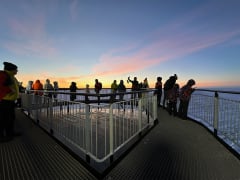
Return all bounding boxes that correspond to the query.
[17,74,240,89]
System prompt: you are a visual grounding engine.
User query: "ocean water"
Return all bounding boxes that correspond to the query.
[190,87,240,154]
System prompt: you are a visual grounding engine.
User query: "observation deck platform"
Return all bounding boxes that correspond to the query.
[1,107,240,180]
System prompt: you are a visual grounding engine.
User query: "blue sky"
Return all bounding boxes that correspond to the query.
[1,0,240,88]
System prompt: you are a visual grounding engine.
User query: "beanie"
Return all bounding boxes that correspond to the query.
[3,62,18,71]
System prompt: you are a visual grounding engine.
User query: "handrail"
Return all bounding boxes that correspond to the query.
[195,88,240,94]
[20,89,158,173]
[188,88,240,156]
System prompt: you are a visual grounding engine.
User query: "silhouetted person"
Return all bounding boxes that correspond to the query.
[118,80,126,101]
[178,79,196,120]
[110,80,118,102]
[154,76,163,107]
[94,79,102,104]
[163,74,178,108]
[94,79,102,94]
[53,81,59,99]
[85,84,90,103]
[70,82,77,101]
[127,76,139,99]
[142,78,149,89]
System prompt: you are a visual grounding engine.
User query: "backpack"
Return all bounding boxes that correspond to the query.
[0,70,12,86]
[99,82,102,90]
[0,70,13,100]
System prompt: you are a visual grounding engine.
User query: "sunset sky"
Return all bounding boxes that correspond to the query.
[1,0,240,88]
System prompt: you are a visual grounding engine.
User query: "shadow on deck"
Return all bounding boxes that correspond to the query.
[1,108,240,180]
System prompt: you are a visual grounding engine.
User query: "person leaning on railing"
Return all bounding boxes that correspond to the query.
[178,79,196,120]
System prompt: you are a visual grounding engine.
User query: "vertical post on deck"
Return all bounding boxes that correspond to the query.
[27,94,32,116]
[138,99,142,133]
[36,95,40,124]
[49,98,54,135]
[109,104,114,161]
[85,104,91,163]
[153,95,158,125]
[213,91,219,136]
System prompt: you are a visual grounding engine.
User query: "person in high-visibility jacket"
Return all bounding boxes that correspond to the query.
[0,62,20,142]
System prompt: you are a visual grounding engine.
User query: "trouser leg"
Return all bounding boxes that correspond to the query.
[182,101,189,119]
[0,101,5,137]
[4,101,15,137]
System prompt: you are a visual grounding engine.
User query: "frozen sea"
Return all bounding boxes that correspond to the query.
[190,86,240,155]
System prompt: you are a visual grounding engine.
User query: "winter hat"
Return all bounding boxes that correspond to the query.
[3,62,18,71]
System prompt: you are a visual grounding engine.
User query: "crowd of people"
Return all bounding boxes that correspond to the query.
[1,61,196,142]
[93,75,196,121]
[160,74,196,120]
[12,69,196,111]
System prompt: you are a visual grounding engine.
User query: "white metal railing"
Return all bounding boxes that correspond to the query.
[188,89,240,153]
[20,89,157,173]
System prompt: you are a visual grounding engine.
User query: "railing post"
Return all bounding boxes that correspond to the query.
[85,104,91,163]
[36,95,40,124]
[109,104,114,158]
[27,93,32,116]
[49,98,54,135]
[138,98,142,133]
[213,91,219,136]
[153,95,158,125]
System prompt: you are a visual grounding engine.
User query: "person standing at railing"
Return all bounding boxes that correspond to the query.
[127,76,139,99]
[110,80,118,102]
[94,79,102,94]
[118,80,126,101]
[85,84,90,103]
[141,77,149,109]
[53,81,59,99]
[25,80,33,94]
[95,79,102,105]
[43,79,54,98]
[0,62,20,142]
[163,74,178,109]
[178,79,196,120]
[154,76,163,107]
[32,79,43,96]
[142,78,149,89]
[69,81,77,101]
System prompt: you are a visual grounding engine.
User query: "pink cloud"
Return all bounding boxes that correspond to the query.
[91,6,240,79]
[4,15,57,58]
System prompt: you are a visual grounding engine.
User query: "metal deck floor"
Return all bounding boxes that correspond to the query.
[1,108,240,180]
